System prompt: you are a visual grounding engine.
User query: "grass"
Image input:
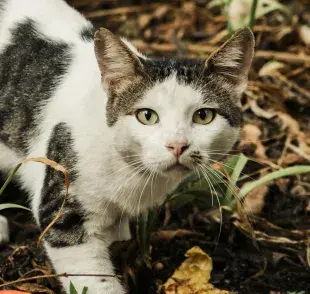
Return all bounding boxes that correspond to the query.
[1,155,309,287]
[208,0,292,32]
[69,281,88,294]
[136,153,310,261]
[0,162,29,212]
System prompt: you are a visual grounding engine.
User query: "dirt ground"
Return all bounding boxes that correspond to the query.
[0,1,310,293]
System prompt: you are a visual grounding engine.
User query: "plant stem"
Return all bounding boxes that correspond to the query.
[225,0,233,35]
[249,0,259,28]
[0,163,22,197]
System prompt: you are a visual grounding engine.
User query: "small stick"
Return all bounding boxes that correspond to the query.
[0,273,122,289]
[84,3,160,18]
[132,40,310,65]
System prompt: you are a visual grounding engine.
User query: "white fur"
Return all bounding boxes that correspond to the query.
[0,215,9,243]
[0,1,241,293]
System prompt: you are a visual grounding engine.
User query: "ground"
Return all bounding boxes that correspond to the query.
[0,0,310,293]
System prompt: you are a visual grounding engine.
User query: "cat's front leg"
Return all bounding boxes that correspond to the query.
[39,181,125,293]
[45,237,125,293]
[35,123,125,293]
[38,183,125,293]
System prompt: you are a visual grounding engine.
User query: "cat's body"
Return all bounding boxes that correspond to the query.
[0,0,254,292]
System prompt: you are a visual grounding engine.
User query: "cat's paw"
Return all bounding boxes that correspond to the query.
[0,215,9,244]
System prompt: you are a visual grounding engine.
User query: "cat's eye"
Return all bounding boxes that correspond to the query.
[193,108,215,125]
[136,108,159,125]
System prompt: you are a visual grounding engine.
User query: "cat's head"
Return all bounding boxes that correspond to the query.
[94,28,254,179]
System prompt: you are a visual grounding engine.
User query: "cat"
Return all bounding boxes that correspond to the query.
[0,0,254,292]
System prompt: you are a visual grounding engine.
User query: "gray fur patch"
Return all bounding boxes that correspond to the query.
[0,19,72,154]
[80,26,94,42]
[106,58,242,127]
[39,123,87,248]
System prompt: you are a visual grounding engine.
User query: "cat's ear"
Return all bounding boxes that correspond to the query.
[205,28,255,94]
[94,28,144,92]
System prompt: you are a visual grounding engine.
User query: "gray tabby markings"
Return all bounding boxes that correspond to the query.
[0,19,72,154]
[39,123,86,248]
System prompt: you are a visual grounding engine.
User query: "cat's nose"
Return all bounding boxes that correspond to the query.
[166,142,190,158]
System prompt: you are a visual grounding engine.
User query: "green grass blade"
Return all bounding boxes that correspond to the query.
[0,163,22,197]
[0,203,30,211]
[249,0,259,28]
[69,281,78,294]
[81,287,88,294]
[225,154,248,199]
[239,165,310,201]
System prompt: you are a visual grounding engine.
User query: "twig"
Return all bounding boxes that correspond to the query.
[84,3,160,18]
[0,273,122,289]
[288,143,310,162]
[132,40,310,64]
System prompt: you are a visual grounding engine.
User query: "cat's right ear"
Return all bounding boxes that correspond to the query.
[94,28,144,93]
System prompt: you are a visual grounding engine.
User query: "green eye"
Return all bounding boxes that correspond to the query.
[193,108,215,125]
[136,108,159,125]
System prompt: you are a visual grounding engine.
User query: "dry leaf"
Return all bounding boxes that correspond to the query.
[243,184,269,214]
[152,229,202,242]
[258,61,287,76]
[240,124,267,160]
[0,291,30,294]
[275,112,310,157]
[153,5,170,19]
[17,283,54,294]
[161,246,228,294]
[138,14,152,29]
[299,25,310,46]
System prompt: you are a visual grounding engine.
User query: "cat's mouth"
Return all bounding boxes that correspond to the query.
[164,162,191,174]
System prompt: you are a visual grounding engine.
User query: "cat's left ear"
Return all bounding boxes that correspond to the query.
[94,28,144,93]
[205,27,255,94]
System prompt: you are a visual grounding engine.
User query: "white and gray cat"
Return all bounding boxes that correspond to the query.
[0,0,254,292]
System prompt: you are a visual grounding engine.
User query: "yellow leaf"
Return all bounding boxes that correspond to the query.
[162,246,229,294]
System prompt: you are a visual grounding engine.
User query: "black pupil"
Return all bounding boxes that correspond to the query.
[198,109,207,120]
[144,110,152,121]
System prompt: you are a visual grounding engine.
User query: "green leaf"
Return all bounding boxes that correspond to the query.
[239,165,310,201]
[224,154,241,175]
[81,287,88,294]
[208,0,230,8]
[175,174,200,193]
[225,154,248,199]
[0,203,31,211]
[0,163,22,197]
[189,169,226,192]
[169,193,196,209]
[69,281,78,294]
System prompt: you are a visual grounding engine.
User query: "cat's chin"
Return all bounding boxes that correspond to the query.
[162,163,192,179]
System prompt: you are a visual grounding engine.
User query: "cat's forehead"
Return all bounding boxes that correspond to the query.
[137,58,221,109]
[141,58,205,85]
[138,73,209,110]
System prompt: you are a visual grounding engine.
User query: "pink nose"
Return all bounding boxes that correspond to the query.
[166,142,189,157]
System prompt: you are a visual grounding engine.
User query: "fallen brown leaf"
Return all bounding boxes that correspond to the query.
[275,112,310,158]
[152,229,202,242]
[16,283,54,294]
[161,246,228,294]
[243,184,269,214]
[240,124,267,160]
